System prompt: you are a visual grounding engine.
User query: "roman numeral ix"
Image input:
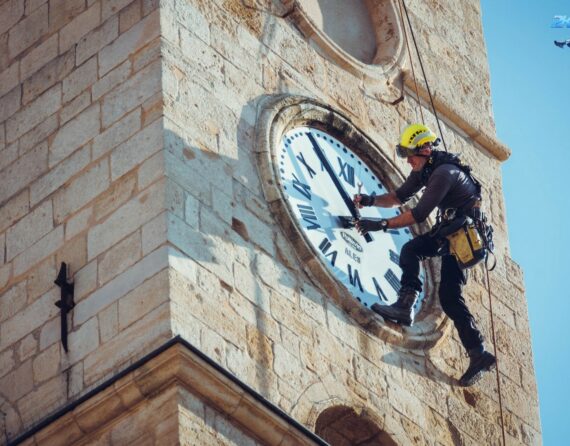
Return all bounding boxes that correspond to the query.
[291,173,311,200]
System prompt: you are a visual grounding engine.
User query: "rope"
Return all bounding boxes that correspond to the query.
[400,0,448,152]
[397,0,423,123]
[485,263,507,446]
[396,3,507,443]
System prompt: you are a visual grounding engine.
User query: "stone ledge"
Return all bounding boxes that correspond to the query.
[9,337,326,446]
[402,70,511,162]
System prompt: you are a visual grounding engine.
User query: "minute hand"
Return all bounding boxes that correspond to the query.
[306,132,372,242]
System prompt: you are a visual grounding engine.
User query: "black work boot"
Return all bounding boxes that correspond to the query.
[459,349,496,387]
[370,286,419,326]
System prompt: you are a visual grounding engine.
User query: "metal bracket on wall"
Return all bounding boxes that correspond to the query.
[54,262,75,353]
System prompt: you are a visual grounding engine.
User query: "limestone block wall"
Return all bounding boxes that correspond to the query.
[0,0,540,444]
[0,0,174,439]
[403,0,496,136]
[160,0,540,444]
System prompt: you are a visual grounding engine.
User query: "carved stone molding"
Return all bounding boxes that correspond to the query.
[14,340,326,446]
[289,0,406,83]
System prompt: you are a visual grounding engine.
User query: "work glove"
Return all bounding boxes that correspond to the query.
[355,219,388,235]
[354,194,375,208]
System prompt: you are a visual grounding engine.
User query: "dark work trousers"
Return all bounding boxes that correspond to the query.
[400,233,484,352]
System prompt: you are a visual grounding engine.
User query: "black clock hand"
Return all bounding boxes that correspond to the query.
[306,132,372,242]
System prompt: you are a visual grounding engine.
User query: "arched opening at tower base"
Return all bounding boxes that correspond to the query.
[315,405,398,446]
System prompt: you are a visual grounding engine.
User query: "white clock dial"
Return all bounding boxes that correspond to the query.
[278,126,425,309]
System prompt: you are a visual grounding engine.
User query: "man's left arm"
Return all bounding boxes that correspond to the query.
[356,171,453,234]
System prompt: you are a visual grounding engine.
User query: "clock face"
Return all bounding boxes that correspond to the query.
[277,126,425,309]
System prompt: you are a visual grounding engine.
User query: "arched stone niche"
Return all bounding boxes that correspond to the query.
[315,405,398,446]
[292,0,405,80]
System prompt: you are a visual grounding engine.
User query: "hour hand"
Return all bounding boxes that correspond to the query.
[306,133,356,216]
[305,133,372,242]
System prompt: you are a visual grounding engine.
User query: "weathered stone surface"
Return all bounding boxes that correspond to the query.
[62,56,98,103]
[88,180,164,259]
[0,359,33,402]
[22,49,75,105]
[76,245,168,325]
[53,158,109,222]
[83,302,171,385]
[0,348,15,379]
[98,230,141,285]
[111,117,163,180]
[68,316,100,363]
[30,145,90,206]
[17,374,67,427]
[0,0,25,36]
[92,59,131,101]
[6,83,60,143]
[0,287,59,349]
[99,302,118,343]
[102,59,161,127]
[0,281,26,324]
[6,199,52,261]
[0,85,21,124]
[18,113,58,155]
[48,0,86,32]
[33,342,60,383]
[99,9,160,75]
[76,15,119,66]
[0,63,19,99]
[13,225,64,276]
[61,90,91,124]
[17,333,38,362]
[59,2,101,53]
[49,104,100,167]
[8,3,48,58]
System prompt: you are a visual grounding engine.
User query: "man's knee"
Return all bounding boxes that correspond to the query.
[438,281,462,314]
[401,238,421,261]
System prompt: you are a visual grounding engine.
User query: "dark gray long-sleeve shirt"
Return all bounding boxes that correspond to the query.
[395,164,480,223]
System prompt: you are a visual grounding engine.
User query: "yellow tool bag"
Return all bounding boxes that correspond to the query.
[446,220,487,269]
[433,211,491,270]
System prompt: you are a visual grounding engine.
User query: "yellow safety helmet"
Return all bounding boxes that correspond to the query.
[396,124,438,158]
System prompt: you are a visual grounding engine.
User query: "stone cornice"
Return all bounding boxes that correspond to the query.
[402,70,511,162]
[9,338,326,446]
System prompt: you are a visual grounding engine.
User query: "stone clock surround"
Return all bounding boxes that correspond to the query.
[255,94,446,350]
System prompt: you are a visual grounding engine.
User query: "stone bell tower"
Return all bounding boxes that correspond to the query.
[0,0,540,445]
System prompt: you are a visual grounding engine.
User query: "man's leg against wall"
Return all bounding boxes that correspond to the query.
[399,234,440,292]
[439,255,495,386]
[438,255,484,350]
[371,234,439,325]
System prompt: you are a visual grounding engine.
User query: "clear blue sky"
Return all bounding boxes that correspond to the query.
[480,1,570,443]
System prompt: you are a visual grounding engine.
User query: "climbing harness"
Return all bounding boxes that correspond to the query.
[422,151,495,270]
[395,3,506,443]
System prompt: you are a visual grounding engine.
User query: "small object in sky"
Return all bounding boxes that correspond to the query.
[551,15,570,28]
[554,40,570,48]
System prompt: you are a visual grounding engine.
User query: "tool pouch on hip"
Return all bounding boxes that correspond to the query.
[446,219,487,269]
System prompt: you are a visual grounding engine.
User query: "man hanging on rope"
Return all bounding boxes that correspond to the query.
[353,123,496,387]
